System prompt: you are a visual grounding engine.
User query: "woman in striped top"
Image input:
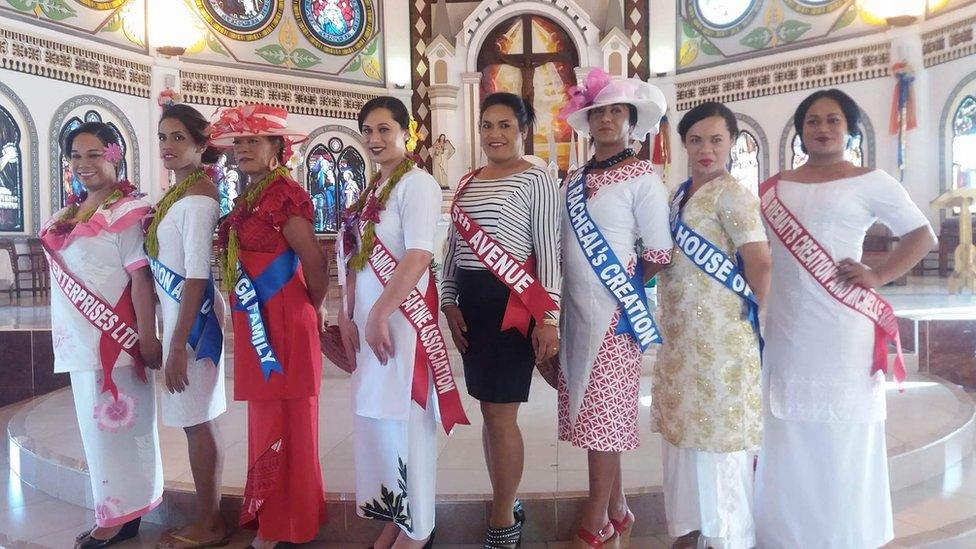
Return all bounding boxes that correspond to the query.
[441,92,561,548]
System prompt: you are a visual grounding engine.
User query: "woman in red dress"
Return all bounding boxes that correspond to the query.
[211,104,330,549]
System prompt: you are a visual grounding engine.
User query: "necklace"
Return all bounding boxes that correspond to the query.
[341,158,415,271]
[587,148,635,170]
[144,168,206,258]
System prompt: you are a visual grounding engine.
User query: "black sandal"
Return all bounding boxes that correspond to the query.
[484,502,526,549]
[75,517,141,549]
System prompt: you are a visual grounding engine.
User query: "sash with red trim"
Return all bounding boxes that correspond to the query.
[367,239,470,433]
[450,170,558,336]
[43,242,146,399]
[759,175,905,384]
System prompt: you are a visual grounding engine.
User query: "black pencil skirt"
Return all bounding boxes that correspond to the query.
[456,268,536,403]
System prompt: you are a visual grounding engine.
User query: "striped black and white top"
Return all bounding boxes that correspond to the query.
[440,166,562,317]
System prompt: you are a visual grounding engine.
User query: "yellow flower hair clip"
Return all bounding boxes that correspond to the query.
[406,116,421,153]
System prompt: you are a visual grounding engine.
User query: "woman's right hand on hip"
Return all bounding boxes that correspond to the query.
[442,304,468,353]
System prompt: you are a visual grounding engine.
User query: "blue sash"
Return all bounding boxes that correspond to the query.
[566,168,662,351]
[669,179,763,352]
[148,257,223,365]
[231,249,299,380]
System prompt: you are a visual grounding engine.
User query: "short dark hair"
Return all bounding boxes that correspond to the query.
[159,104,222,164]
[586,103,639,127]
[678,101,739,142]
[480,92,536,130]
[793,89,861,153]
[62,122,121,159]
[358,96,410,132]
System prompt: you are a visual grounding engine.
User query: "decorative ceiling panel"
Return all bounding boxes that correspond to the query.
[0,0,147,52]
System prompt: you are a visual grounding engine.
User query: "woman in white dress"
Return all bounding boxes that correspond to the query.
[40,122,162,549]
[557,70,672,548]
[754,89,936,548]
[338,96,468,549]
[149,104,229,549]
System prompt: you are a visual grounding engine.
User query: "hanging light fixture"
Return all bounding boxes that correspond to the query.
[858,0,927,27]
[147,0,201,57]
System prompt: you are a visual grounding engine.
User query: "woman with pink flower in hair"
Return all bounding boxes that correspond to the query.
[556,70,672,548]
[40,122,163,549]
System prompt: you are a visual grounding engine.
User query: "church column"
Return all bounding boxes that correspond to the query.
[148,57,180,202]
[461,71,483,174]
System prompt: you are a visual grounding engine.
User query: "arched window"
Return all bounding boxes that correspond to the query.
[0,105,24,232]
[305,136,367,234]
[212,152,244,217]
[952,95,976,190]
[791,131,863,169]
[730,130,760,195]
[58,110,128,207]
[478,14,579,170]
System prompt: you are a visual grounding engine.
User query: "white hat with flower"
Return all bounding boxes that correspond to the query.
[559,69,668,140]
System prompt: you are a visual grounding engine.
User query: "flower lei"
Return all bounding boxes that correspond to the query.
[341,158,415,271]
[48,180,138,237]
[144,168,207,258]
[217,166,290,290]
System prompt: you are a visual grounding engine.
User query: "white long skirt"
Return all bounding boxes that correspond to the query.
[353,397,438,540]
[754,410,893,548]
[662,441,755,549]
[70,365,164,527]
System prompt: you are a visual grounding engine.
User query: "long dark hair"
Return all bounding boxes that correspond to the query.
[160,104,222,164]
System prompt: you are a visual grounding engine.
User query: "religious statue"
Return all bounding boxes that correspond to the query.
[431,133,456,189]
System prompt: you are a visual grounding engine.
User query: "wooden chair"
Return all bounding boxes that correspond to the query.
[0,238,32,297]
[26,238,49,295]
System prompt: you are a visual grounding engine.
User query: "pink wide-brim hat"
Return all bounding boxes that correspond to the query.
[561,69,668,140]
[209,104,307,146]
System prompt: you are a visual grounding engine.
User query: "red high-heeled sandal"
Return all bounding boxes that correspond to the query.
[609,509,635,548]
[576,521,616,548]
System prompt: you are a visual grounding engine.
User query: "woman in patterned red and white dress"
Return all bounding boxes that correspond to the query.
[556,70,672,548]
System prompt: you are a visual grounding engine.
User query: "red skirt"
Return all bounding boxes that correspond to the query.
[240,396,327,542]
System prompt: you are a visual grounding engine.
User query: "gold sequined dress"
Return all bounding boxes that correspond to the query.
[653,174,766,453]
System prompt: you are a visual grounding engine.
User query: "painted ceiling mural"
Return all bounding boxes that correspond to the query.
[0,0,384,85]
[0,0,146,50]
[677,0,976,72]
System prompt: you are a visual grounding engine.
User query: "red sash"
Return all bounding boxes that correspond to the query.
[759,176,905,384]
[367,239,470,433]
[450,170,558,336]
[43,242,145,399]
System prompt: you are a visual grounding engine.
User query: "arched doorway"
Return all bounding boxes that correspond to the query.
[477,14,578,170]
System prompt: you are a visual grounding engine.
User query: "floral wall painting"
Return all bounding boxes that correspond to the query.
[677,0,894,72]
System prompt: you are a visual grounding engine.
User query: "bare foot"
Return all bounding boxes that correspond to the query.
[157,521,229,548]
[372,522,400,549]
[391,528,432,548]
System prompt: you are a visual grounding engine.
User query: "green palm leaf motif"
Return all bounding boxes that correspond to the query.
[359,457,413,532]
[40,0,76,20]
[364,37,379,56]
[739,27,773,50]
[346,56,363,73]
[208,34,228,56]
[776,20,812,43]
[289,48,321,69]
[831,4,858,31]
[6,0,36,11]
[256,44,289,65]
[700,39,720,56]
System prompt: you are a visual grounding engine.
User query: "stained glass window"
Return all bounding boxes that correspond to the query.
[212,152,244,217]
[0,105,24,232]
[730,130,760,195]
[693,0,757,28]
[58,110,128,207]
[952,96,976,190]
[306,137,367,234]
[791,132,863,169]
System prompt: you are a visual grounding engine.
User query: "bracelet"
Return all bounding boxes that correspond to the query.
[543,317,559,327]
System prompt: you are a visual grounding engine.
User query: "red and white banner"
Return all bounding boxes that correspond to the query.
[368,239,469,433]
[43,242,145,399]
[450,171,558,335]
[760,176,905,384]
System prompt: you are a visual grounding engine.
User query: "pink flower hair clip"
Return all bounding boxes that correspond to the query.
[103,143,124,165]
